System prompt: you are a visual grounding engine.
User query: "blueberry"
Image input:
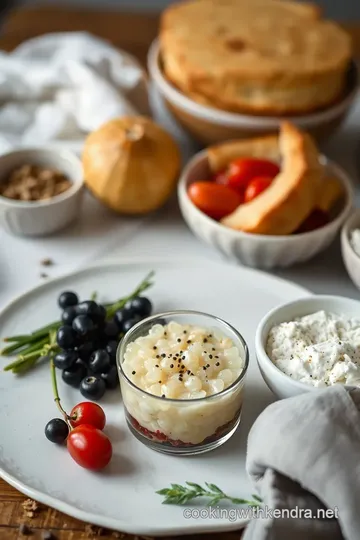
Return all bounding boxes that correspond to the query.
[62,360,87,387]
[53,350,78,370]
[56,325,77,349]
[122,316,141,334]
[80,376,106,401]
[105,340,118,361]
[101,365,119,389]
[45,418,69,444]
[76,300,99,319]
[61,306,78,325]
[88,349,111,374]
[93,304,107,324]
[114,307,134,330]
[58,291,78,309]
[76,341,96,362]
[72,315,94,336]
[130,297,153,317]
[103,320,119,339]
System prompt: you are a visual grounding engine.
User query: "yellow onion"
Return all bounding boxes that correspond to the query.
[82,116,181,214]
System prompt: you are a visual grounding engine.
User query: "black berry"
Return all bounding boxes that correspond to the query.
[45,418,69,444]
[80,376,106,401]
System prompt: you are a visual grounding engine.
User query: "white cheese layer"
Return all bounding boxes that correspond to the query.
[266,310,360,387]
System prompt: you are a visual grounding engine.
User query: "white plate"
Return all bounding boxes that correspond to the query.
[0,259,310,535]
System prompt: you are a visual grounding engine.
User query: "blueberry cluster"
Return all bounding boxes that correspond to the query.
[55,291,153,400]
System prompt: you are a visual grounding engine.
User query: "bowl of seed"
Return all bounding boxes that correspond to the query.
[0,147,84,236]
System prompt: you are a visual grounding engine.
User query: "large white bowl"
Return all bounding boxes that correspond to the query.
[148,39,359,145]
[0,147,84,236]
[178,151,354,269]
[341,209,360,290]
[255,295,360,399]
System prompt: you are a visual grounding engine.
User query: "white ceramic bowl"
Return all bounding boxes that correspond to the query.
[341,209,360,290]
[255,294,360,399]
[148,39,359,145]
[178,151,354,268]
[0,148,84,236]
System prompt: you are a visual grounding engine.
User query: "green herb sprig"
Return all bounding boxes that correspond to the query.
[156,482,262,507]
[1,271,155,374]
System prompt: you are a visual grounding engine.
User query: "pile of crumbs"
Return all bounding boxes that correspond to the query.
[22,498,40,518]
[0,164,71,201]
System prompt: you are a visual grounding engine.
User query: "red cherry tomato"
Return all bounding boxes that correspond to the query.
[67,425,112,470]
[295,209,330,234]
[244,176,273,203]
[227,158,280,191]
[70,402,106,430]
[213,171,228,185]
[187,181,242,220]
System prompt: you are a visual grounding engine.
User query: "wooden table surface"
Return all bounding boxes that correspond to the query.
[0,4,359,539]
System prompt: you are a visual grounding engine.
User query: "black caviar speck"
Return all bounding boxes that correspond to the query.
[203,366,206,370]
[161,353,166,358]
[156,354,160,358]
[187,340,191,344]
[215,362,220,366]
[132,370,136,375]
[180,350,183,354]
[181,364,185,369]
[170,363,174,368]
[187,370,191,374]
[155,364,159,368]
[215,355,219,359]
[183,330,187,334]
[177,338,181,343]
[203,338,208,343]
[161,394,165,398]
[212,347,216,351]
[209,354,213,359]
[153,346,157,350]
[158,380,161,383]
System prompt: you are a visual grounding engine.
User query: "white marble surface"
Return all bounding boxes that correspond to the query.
[1,87,360,308]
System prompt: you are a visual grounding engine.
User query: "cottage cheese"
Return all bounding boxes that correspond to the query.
[350,228,360,257]
[266,310,360,387]
[120,322,245,444]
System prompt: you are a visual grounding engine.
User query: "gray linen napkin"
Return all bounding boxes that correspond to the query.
[243,386,360,540]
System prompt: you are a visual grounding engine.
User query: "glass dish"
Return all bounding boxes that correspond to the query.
[117,311,249,455]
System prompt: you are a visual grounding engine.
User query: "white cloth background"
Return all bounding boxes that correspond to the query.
[0,32,150,154]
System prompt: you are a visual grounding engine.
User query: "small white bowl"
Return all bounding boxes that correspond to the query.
[148,39,359,145]
[341,209,360,290]
[255,294,360,399]
[0,147,84,236]
[178,151,353,268]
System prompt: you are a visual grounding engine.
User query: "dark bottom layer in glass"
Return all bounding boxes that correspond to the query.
[127,408,242,448]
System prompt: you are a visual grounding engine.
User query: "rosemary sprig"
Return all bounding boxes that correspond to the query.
[156,482,262,507]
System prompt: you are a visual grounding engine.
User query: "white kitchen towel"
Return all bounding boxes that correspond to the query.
[0,32,150,154]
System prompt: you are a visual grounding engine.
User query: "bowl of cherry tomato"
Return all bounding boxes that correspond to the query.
[178,151,353,268]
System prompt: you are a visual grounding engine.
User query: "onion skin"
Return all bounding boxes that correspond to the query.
[82,116,181,215]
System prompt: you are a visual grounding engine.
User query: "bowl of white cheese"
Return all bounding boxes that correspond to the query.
[341,209,360,291]
[117,311,249,455]
[255,295,360,399]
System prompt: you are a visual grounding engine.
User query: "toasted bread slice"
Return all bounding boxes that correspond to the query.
[221,123,323,235]
[160,0,352,115]
[318,175,344,213]
[208,135,280,173]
